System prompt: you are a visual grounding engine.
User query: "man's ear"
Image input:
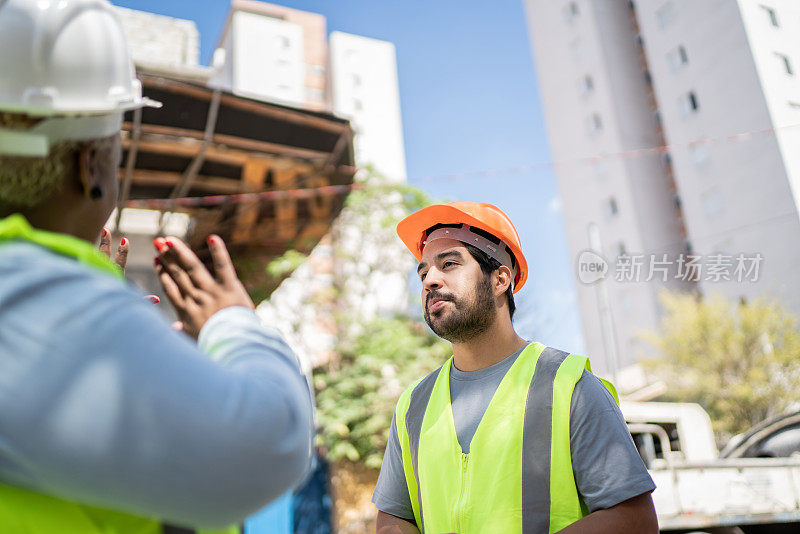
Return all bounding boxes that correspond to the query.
[495,265,512,297]
[78,142,108,199]
[78,143,96,198]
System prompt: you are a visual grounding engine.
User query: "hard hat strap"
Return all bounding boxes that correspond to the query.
[0,113,121,157]
[425,224,518,285]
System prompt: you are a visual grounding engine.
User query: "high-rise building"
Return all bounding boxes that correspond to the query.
[330,32,408,182]
[213,0,329,111]
[525,0,800,380]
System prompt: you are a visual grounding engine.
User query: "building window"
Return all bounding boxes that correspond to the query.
[775,52,793,75]
[275,35,291,51]
[563,2,579,23]
[569,38,583,61]
[679,91,699,117]
[661,151,672,169]
[306,88,325,101]
[579,74,594,97]
[593,160,608,180]
[585,113,603,135]
[344,49,359,63]
[760,5,779,27]
[702,188,724,218]
[667,45,689,71]
[656,1,676,29]
[689,142,710,166]
[605,197,619,218]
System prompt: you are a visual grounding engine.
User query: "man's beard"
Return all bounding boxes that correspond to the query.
[424,275,497,343]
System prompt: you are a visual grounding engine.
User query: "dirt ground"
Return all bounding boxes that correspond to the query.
[329,460,381,533]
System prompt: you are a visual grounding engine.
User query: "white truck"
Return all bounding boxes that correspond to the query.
[622,401,800,533]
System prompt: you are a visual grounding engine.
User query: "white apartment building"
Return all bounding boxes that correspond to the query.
[525,0,800,380]
[212,0,329,111]
[329,31,408,183]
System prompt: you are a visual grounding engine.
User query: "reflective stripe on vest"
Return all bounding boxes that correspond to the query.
[395,342,618,534]
[0,214,240,534]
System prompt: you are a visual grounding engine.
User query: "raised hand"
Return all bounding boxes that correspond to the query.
[153,235,254,339]
[98,228,129,273]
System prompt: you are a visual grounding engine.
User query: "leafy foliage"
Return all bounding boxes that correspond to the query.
[646,292,800,437]
[306,170,449,468]
[314,317,449,468]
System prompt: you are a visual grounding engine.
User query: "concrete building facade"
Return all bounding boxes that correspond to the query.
[525,0,800,380]
[329,32,408,182]
[212,0,329,111]
[115,6,200,69]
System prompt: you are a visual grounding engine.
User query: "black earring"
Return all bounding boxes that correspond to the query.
[89,186,104,199]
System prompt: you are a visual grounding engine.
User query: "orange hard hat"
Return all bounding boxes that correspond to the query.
[397,202,528,293]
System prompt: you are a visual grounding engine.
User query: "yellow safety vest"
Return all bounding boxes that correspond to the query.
[395,342,618,533]
[0,214,237,534]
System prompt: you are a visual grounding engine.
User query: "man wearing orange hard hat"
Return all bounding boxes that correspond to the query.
[372,202,658,533]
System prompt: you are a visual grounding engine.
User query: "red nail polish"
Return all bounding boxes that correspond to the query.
[120,237,127,246]
[102,228,108,237]
[207,236,214,245]
[153,238,165,251]
[165,240,174,248]
[149,296,160,304]
[154,257,161,266]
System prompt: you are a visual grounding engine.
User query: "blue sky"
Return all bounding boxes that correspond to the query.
[111,0,586,353]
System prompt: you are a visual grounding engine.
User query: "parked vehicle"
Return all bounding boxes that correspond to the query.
[721,410,800,460]
[623,401,800,533]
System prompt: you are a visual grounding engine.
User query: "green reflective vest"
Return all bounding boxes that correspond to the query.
[395,342,618,534]
[0,214,238,534]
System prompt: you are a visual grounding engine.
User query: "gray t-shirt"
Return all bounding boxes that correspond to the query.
[372,344,655,521]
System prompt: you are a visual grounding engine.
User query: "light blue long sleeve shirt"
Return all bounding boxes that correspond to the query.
[0,241,314,528]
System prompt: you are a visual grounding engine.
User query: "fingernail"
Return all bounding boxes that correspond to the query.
[120,237,127,246]
[102,228,108,237]
[207,236,214,245]
[154,257,161,266]
[165,240,174,248]
[149,296,160,304]
[153,238,166,251]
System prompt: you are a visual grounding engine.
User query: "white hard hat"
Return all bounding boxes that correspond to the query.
[0,0,161,157]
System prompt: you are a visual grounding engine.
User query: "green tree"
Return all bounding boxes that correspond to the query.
[264,169,448,468]
[313,171,447,468]
[314,317,449,468]
[646,292,800,437]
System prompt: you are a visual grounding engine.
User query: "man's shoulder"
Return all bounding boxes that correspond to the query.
[395,363,445,413]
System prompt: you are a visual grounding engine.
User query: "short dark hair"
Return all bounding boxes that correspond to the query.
[464,243,516,320]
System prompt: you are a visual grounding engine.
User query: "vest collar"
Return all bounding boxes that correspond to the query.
[0,214,122,278]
